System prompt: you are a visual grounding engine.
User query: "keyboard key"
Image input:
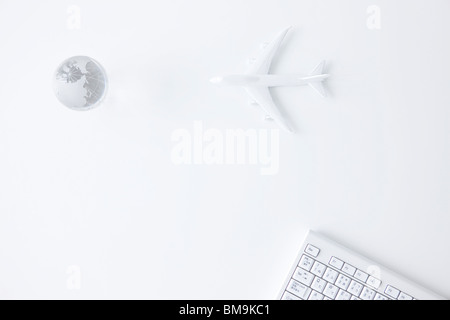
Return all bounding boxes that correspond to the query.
[311,261,327,277]
[348,280,364,297]
[335,274,351,290]
[299,255,315,271]
[350,295,361,300]
[305,244,320,257]
[336,289,352,300]
[287,279,311,300]
[293,267,315,286]
[311,277,327,293]
[282,292,301,300]
[324,283,339,299]
[323,268,339,283]
[354,269,369,283]
[369,278,383,290]
[329,257,344,269]
[398,292,414,301]
[360,286,376,300]
[367,276,382,289]
[385,286,400,299]
[342,263,356,276]
[308,291,324,300]
[374,293,389,300]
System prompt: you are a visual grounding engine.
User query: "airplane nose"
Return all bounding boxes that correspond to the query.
[210,77,223,84]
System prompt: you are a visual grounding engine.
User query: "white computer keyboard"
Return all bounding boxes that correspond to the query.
[279,231,445,300]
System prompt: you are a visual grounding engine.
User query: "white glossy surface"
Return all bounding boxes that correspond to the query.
[0,0,449,299]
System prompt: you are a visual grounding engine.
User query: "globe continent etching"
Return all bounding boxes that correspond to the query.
[54,56,107,110]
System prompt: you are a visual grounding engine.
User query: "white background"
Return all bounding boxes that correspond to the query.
[0,0,449,299]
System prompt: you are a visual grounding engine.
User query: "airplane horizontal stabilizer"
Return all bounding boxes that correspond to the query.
[309,81,327,98]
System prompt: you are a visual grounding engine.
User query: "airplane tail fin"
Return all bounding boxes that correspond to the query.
[308,61,328,98]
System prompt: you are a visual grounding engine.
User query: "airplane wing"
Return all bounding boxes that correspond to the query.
[245,27,294,132]
[246,27,292,75]
[245,86,294,133]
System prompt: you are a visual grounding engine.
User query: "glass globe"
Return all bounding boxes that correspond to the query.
[53,56,108,111]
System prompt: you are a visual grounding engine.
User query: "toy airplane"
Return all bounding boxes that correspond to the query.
[210,27,329,133]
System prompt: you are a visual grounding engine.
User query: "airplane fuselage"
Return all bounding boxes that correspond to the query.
[211,74,329,87]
